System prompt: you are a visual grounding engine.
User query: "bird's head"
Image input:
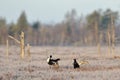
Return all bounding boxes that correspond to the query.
[73,59,76,60]
[73,59,76,61]
[50,55,52,58]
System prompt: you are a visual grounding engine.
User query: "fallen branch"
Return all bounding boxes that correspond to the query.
[8,35,20,44]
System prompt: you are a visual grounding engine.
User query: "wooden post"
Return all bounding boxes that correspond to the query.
[111,15,115,57]
[8,32,28,59]
[27,44,31,57]
[20,31,25,59]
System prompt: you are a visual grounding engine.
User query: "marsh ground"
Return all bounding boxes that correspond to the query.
[0,46,120,80]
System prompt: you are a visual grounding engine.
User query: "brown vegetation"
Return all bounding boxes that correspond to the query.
[0,46,120,80]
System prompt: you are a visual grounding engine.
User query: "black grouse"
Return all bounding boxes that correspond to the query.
[73,59,80,69]
[47,55,60,67]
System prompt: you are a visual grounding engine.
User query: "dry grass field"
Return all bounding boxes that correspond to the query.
[0,46,120,80]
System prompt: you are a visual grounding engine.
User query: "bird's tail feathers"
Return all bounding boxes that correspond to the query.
[56,58,60,61]
[78,60,89,65]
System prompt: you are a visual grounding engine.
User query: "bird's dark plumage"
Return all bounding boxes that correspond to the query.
[73,59,80,69]
[47,55,60,66]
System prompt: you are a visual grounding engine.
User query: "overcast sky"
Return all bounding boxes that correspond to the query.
[0,0,120,23]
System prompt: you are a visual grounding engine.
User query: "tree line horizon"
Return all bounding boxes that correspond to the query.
[0,8,120,46]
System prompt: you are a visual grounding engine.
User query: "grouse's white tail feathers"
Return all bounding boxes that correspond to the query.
[47,58,50,63]
[78,60,89,65]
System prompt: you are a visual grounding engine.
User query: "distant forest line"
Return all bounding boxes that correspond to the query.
[0,8,120,46]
